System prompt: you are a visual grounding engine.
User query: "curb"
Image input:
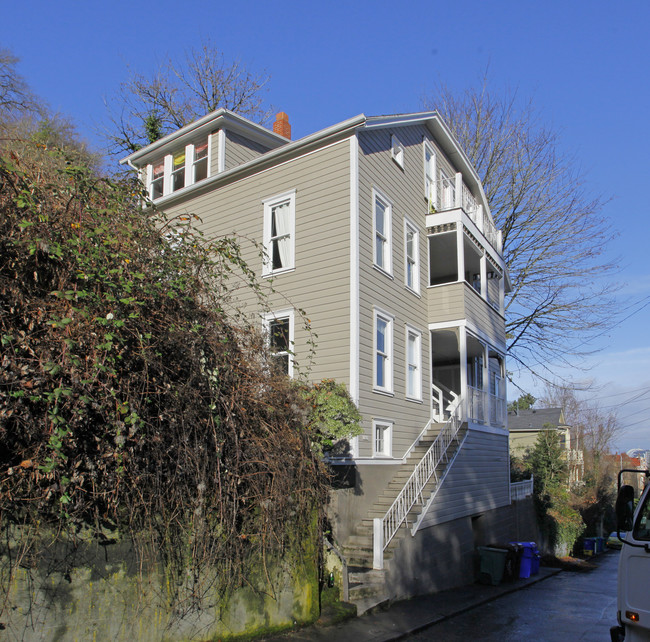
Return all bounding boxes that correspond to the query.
[392,568,563,641]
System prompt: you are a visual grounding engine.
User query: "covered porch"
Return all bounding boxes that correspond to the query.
[430,326,506,428]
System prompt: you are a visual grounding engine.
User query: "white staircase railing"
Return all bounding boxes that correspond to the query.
[373,399,463,570]
[431,382,459,422]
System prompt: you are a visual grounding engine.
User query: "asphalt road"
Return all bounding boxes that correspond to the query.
[407,550,620,641]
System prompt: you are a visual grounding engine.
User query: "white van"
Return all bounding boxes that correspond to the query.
[612,470,650,642]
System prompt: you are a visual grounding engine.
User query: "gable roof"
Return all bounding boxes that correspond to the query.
[119,109,492,217]
[507,408,568,432]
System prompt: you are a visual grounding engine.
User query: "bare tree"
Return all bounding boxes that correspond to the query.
[541,383,620,460]
[104,41,272,156]
[0,48,39,122]
[0,48,100,170]
[423,80,618,377]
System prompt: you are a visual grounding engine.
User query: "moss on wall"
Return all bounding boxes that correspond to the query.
[1,518,320,641]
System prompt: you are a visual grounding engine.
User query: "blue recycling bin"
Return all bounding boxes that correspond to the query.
[583,537,595,557]
[510,542,539,578]
[531,550,541,575]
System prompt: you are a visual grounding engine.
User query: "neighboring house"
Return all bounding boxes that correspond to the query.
[121,109,515,611]
[609,453,646,496]
[508,408,584,486]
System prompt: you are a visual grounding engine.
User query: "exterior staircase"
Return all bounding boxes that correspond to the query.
[342,420,468,614]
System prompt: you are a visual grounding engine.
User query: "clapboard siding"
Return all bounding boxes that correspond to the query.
[356,126,433,458]
[224,130,272,170]
[463,284,506,346]
[427,282,466,323]
[427,282,505,346]
[161,138,352,385]
[418,429,510,528]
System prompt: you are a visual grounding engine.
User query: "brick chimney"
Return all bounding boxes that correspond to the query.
[273,112,291,139]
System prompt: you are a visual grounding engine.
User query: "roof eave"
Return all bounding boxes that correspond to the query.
[120,109,289,167]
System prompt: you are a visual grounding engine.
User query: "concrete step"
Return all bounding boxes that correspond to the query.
[348,568,386,585]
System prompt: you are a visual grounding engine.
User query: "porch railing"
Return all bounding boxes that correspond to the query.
[467,385,486,423]
[373,398,463,570]
[510,476,534,501]
[489,393,506,427]
[428,173,501,252]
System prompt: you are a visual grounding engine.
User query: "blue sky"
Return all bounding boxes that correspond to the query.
[3,0,649,451]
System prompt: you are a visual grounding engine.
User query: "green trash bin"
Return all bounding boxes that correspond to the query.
[477,546,508,586]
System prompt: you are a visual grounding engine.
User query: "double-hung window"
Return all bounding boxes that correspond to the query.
[405,326,422,401]
[146,137,210,200]
[263,309,294,376]
[424,142,436,211]
[373,189,392,275]
[373,419,393,457]
[192,141,209,183]
[374,309,393,393]
[263,190,296,276]
[391,134,405,169]
[150,161,164,200]
[404,219,419,294]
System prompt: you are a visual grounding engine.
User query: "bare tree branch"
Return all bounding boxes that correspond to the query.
[423,77,619,378]
[0,48,39,119]
[103,41,272,157]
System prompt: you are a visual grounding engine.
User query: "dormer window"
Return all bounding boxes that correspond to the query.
[193,142,208,182]
[146,138,210,201]
[150,161,164,200]
[171,151,186,192]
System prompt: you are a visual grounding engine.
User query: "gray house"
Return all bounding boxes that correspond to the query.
[122,109,515,611]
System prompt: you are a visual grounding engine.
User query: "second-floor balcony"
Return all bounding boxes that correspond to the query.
[427,173,501,253]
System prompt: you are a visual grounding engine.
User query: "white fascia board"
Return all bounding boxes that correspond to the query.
[427,319,507,354]
[142,115,367,208]
[120,109,289,167]
[425,209,507,274]
[365,112,494,225]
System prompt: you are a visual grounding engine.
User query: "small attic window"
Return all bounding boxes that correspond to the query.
[391,134,405,169]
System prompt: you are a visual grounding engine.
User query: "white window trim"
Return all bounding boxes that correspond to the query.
[372,419,393,458]
[404,217,420,295]
[424,141,437,210]
[373,308,394,394]
[189,139,210,185]
[262,308,295,377]
[146,137,211,201]
[391,134,405,169]
[405,325,422,402]
[372,188,392,276]
[262,189,296,277]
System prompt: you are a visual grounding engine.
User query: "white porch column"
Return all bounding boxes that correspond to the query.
[480,252,487,300]
[456,227,465,283]
[482,342,489,425]
[454,172,463,209]
[459,327,468,422]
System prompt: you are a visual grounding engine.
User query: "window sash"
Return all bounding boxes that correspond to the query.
[373,192,391,273]
[263,192,295,275]
[263,311,294,377]
[406,329,421,399]
[373,421,392,457]
[405,221,419,292]
[374,312,392,392]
